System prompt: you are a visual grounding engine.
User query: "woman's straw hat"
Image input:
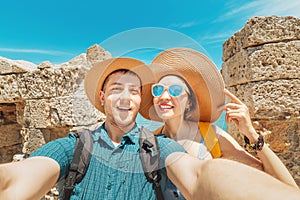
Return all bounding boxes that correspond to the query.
[140,48,225,122]
[84,57,154,114]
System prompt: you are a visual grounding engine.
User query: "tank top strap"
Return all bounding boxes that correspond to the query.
[198,122,222,158]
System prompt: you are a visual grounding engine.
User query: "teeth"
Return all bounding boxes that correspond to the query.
[118,106,130,110]
[160,105,172,109]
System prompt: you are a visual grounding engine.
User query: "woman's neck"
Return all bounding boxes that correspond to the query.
[163,118,200,141]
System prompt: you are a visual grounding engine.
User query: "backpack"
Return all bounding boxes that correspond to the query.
[139,127,164,200]
[62,129,93,200]
[62,127,163,200]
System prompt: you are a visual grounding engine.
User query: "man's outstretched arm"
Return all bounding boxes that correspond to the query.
[166,152,300,200]
[0,156,60,200]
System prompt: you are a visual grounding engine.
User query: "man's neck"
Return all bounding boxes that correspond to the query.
[104,122,135,143]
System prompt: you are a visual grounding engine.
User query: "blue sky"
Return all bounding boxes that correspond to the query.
[1,0,299,69]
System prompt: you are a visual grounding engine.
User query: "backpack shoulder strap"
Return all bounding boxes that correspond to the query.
[198,122,222,158]
[62,129,93,200]
[139,127,164,200]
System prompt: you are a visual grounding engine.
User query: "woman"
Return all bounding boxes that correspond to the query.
[140,48,298,199]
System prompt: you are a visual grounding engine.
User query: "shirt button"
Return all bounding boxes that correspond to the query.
[106,184,111,190]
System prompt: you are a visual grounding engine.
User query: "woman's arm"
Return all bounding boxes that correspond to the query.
[216,126,263,169]
[219,89,298,188]
[0,156,60,200]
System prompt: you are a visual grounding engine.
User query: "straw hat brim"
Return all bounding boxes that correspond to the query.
[84,58,154,114]
[139,48,225,122]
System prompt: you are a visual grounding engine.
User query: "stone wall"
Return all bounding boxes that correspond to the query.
[0,44,110,163]
[222,16,300,186]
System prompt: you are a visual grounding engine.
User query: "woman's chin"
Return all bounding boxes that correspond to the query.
[158,113,179,121]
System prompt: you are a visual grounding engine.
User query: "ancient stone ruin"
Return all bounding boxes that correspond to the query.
[0,44,111,162]
[0,16,299,188]
[222,16,300,186]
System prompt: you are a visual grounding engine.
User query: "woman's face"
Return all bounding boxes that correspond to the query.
[152,75,190,121]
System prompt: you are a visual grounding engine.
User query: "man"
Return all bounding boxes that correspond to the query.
[0,58,185,199]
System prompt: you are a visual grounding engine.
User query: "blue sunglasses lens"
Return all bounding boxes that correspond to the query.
[169,85,183,97]
[152,85,164,97]
[152,84,183,97]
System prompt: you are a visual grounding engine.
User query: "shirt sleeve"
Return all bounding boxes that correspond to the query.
[157,136,186,168]
[29,132,77,180]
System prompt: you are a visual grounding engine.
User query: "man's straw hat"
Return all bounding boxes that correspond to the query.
[84,58,154,114]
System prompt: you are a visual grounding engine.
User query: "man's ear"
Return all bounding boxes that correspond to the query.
[99,91,105,106]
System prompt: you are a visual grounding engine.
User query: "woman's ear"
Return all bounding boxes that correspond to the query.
[185,100,192,112]
[99,91,105,106]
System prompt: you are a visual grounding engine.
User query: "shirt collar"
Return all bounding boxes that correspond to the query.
[94,123,140,145]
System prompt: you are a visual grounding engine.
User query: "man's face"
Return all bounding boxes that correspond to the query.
[100,71,141,130]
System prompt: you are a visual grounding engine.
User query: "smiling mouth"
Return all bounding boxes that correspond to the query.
[159,104,174,110]
[118,106,131,111]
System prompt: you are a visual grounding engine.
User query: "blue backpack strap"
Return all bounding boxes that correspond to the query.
[139,127,164,200]
[62,129,93,200]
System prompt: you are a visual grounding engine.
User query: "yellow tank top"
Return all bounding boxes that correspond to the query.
[154,122,222,158]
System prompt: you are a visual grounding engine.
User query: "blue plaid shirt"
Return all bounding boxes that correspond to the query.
[31,123,185,199]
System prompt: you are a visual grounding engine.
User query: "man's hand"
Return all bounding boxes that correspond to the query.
[0,156,60,200]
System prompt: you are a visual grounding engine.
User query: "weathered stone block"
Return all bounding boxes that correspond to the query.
[227,79,300,120]
[0,144,23,163]
[226,119,299,152]
[222,41,300,86]
[55,66,86,96]
[50,96,75,127]
[0,56,36,75]
[223,16,300,61]
[0,103,18,125]
[60,53,89,70]
[18,68,57,99]
[23,99,51,128]
[86,44,112,65]
[21,128,46,154]
[0,124,22,147]
[41,127,70,143]
[73,93,105,126]
[0,74,22,102]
